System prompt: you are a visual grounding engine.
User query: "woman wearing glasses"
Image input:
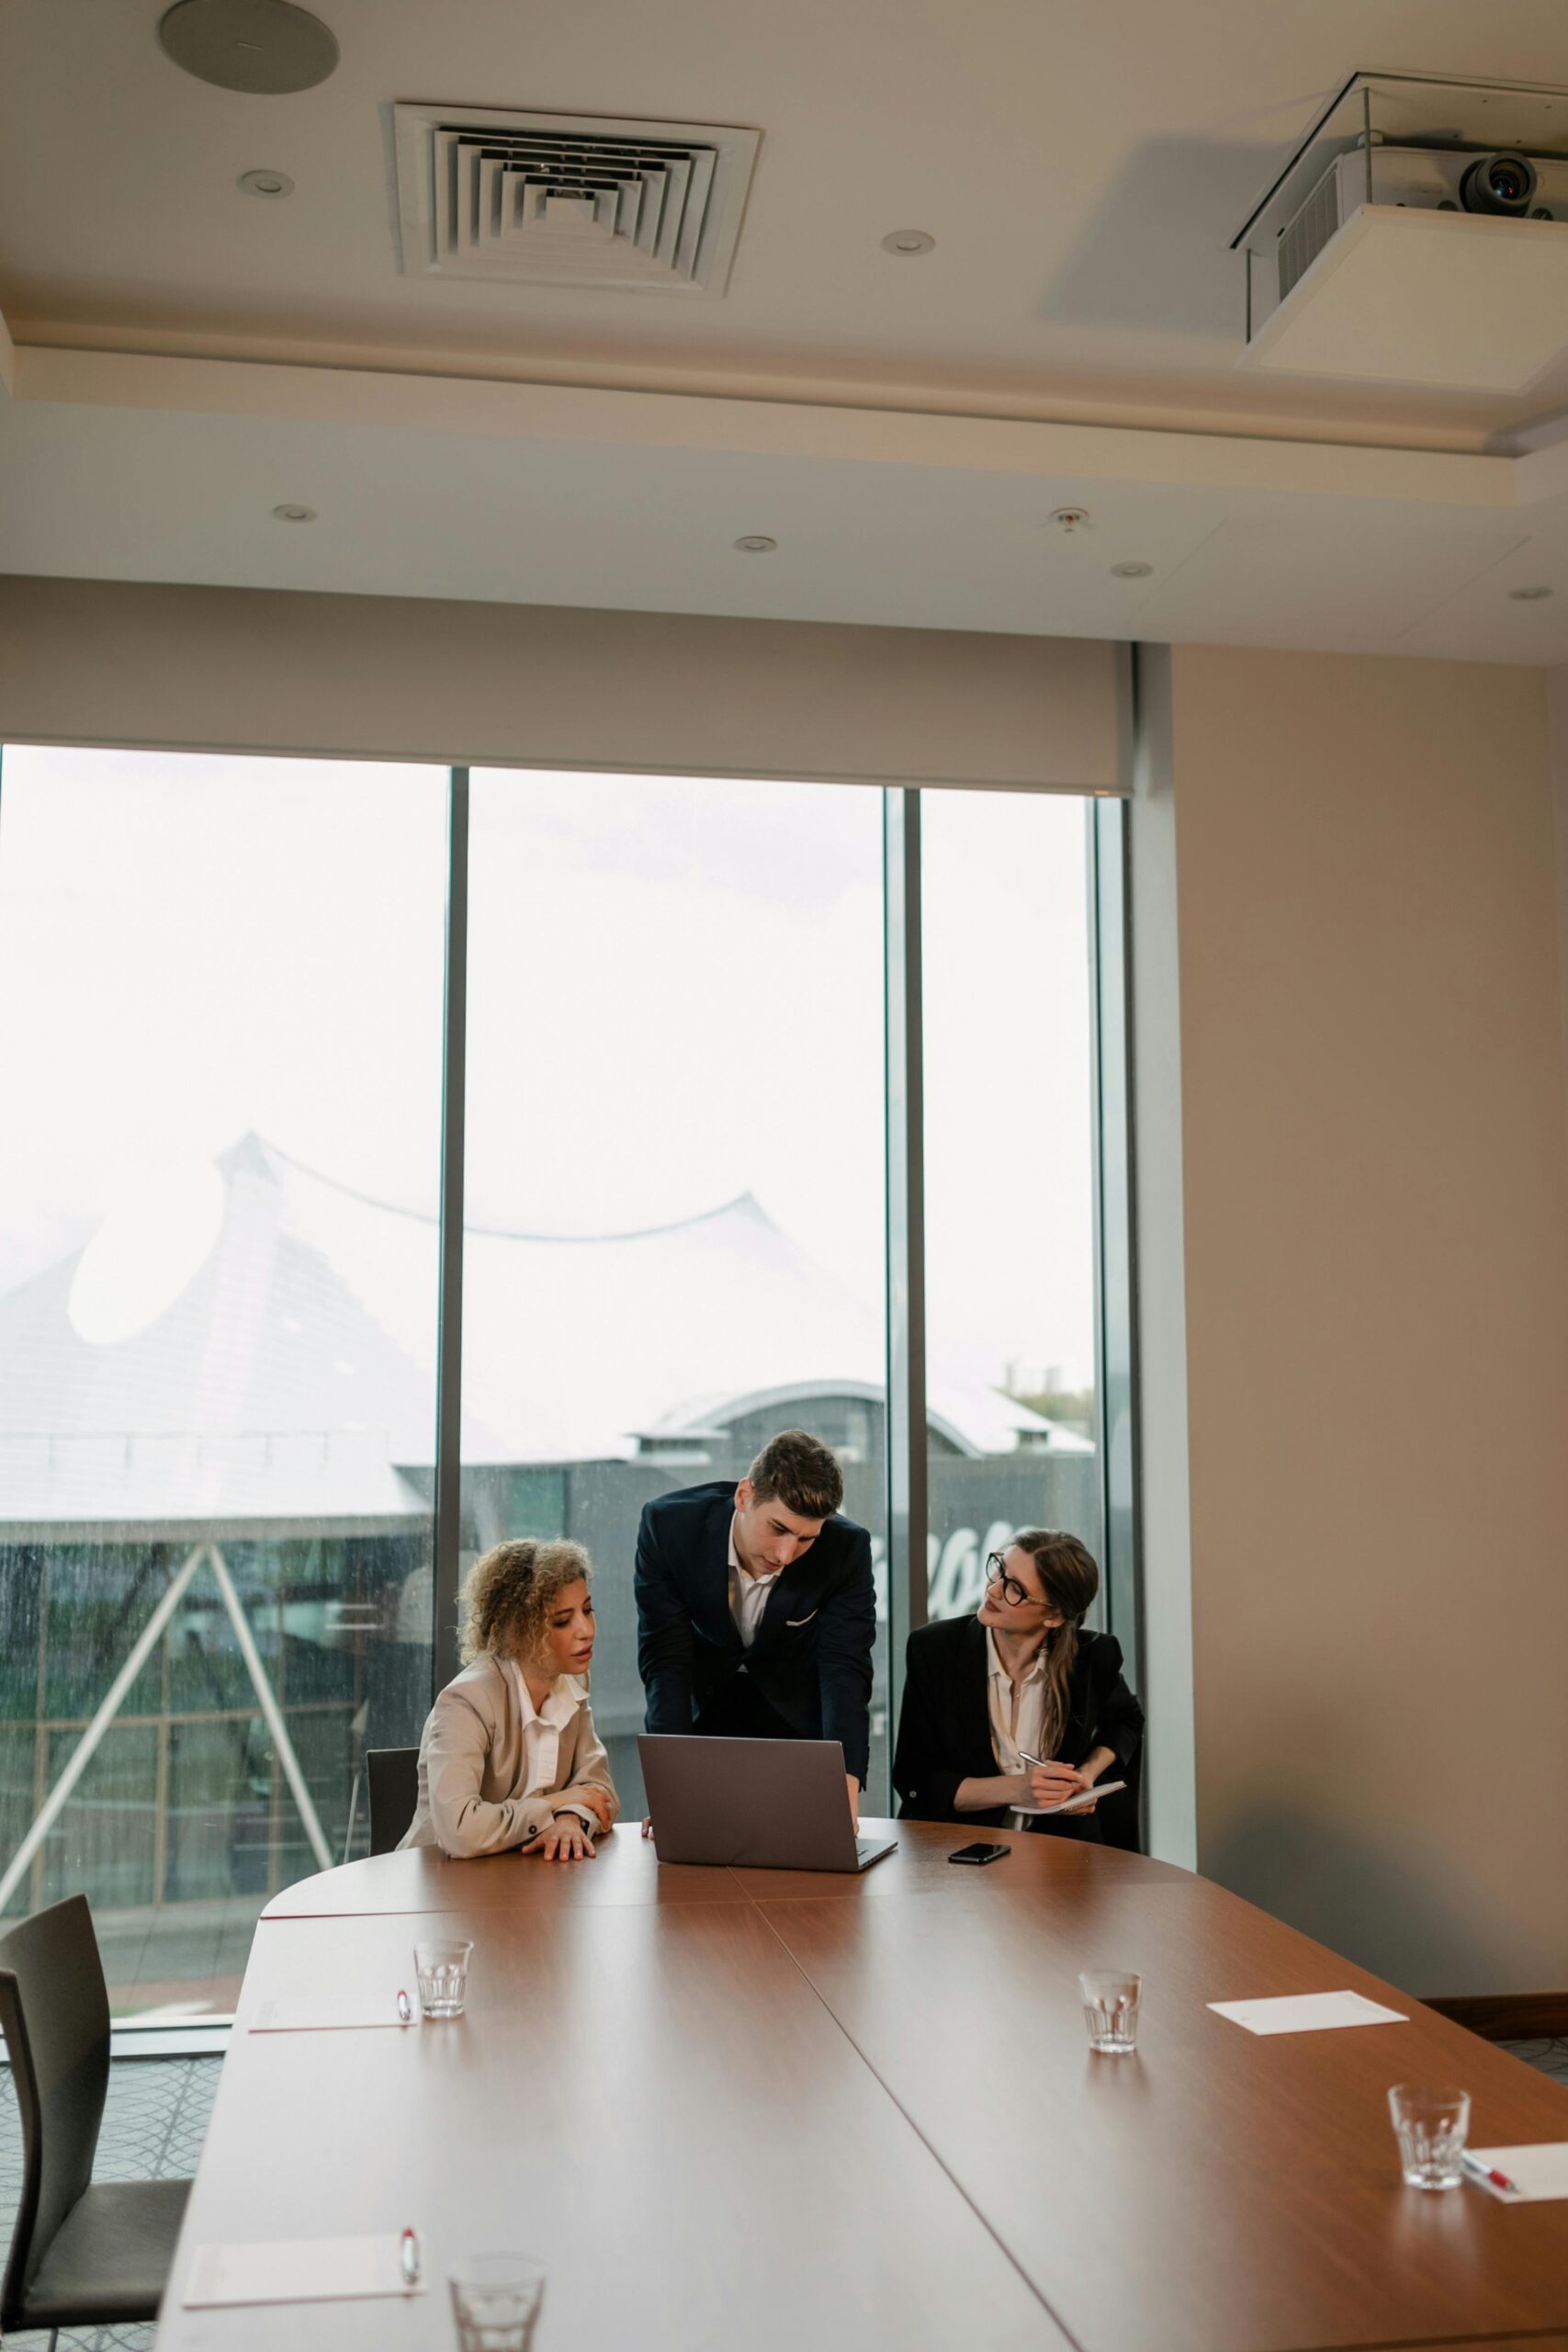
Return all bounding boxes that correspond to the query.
[892,1530,1143,1841]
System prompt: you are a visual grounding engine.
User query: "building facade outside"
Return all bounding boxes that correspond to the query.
[0,1136,1098,2014]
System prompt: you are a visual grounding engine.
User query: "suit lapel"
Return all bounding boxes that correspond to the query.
[751,1555,817,1649]
[960,1614,995,1771]
[702,1493,743,1652]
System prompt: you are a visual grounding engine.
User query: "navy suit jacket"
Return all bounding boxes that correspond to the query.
[634,1479,875,1785]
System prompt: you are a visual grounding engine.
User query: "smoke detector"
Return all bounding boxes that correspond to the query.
[392,103,761,297]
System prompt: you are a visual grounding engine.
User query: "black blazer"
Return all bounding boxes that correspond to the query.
[893,1613,1144,1845]
[635,1480,875,1784]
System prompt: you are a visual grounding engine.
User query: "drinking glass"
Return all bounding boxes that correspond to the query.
[1388,2084,1470,2189]
[450,2254,545,2352]
[1079,1969,1141,2053]
[413,1937,473,2019]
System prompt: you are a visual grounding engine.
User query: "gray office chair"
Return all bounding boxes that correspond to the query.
[367,1745,421,1854]
[0,1895,190,2346]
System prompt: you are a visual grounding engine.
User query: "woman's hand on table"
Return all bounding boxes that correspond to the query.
[558,1782,614,1834]
[523,1813,597,1861]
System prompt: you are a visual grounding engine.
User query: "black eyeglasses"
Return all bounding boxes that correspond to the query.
[984,1553,1043,1610]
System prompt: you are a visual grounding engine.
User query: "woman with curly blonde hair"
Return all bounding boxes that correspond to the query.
[400,1537,619,1862]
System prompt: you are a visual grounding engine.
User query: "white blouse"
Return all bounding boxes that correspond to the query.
[985,1626,1048,1830]
[502,1659,601,1831]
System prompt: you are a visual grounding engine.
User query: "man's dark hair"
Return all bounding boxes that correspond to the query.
[747,1429,843,1521]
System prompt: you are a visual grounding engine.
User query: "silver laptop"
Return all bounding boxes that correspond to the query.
[638,1734,898,1872]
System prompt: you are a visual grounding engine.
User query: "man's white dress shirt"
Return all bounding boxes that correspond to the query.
[728,1515,780,1652]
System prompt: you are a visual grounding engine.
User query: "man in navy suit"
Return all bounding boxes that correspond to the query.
[635,1429,874,1820]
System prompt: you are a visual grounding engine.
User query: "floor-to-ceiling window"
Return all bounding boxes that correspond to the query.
[0,749,447,2016]
[460,770,887,1813]
[0,746,1128,2019]
[920,790,1102,1623]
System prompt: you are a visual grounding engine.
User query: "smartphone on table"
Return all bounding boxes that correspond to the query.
[948,1841,1010,1865]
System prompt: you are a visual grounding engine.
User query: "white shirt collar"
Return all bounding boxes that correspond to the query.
[505,1660,585,1732]
[984,1625,1047,1686]
[728,1513,781,1587]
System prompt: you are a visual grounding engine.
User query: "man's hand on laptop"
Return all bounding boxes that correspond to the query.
[847,1772,860,1830]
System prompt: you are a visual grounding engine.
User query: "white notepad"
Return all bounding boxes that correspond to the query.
[184,2234,423,2309]
[1470,2143,1568,2201]
[249,1996,417,2034]
[1011,1781,1129,1818]
[1208,1990,1408,2035]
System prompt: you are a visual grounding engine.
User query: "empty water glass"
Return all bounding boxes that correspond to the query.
[1388,2083,1470,2189]
[1079,1969,1141,2054]
[450,2253,545,2352]
[413,1937,473,2019]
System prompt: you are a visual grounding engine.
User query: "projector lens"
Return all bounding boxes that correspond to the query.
[1460,151,1538,216]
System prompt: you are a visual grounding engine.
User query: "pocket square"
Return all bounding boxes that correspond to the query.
[785,1609,818,1627]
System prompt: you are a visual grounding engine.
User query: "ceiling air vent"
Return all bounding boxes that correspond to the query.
[392,103,761,297]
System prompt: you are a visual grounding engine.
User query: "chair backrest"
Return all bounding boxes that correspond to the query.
[367,1747,420,1855]
[0,1894,110,2329]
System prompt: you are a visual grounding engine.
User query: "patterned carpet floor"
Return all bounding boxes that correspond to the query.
[0,2057,220,2350]
[1499,2035,1568,2087]
[0,2038,1563,2346]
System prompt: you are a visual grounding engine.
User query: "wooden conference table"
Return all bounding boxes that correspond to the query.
[159,1824,1568,2352]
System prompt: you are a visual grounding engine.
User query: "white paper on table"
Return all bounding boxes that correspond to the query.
[1207,1990,1408,2035]
[1469,2143,1568,2201]
[249,1996,418,2034]
[183,2235,423,2308]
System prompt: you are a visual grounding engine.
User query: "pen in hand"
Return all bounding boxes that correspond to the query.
[1018,1748,1091,1804]
[400,2227,422,2288]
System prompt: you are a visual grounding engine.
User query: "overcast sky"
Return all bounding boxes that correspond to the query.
[0,745,1096,1397]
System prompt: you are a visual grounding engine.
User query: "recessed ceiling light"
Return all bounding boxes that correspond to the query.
[1509,583,1552,601]
[1111,560,1154,579]
[734,535,778,553]
[272,503,316,523]
[158,0,339,95]
[239,168,295,198]
[882,230,936,256]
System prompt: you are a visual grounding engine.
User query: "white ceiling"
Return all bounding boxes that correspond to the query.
[8,0,1568,441]
[7,0,1568,661]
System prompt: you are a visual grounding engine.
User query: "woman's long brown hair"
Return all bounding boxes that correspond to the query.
[1009,1529,1100,1758]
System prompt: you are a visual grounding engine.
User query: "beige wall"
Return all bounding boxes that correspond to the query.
[1165,644,1568,1996]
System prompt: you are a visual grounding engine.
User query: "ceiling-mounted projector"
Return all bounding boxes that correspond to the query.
[1233,73,1568,392]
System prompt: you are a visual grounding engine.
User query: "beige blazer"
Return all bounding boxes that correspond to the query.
[399,1653,620,1857]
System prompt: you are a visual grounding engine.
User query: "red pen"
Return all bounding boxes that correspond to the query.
[1461,2153,1519,2195]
